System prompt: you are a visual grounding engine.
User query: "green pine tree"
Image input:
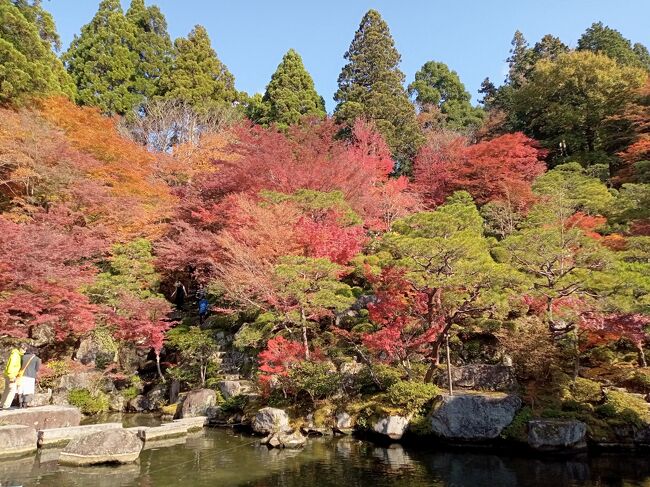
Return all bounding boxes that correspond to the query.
[0,0,75,105]
[63,0,139,115]
[334,9,422,174]
[161,25,237,113]
[254,49,325,129]
[408,61,484,131]
[578,22,650,70]
[126,0,172,101]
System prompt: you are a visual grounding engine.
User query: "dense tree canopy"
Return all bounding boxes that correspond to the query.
[2,2,650,438]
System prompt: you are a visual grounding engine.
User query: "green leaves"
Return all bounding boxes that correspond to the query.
[334,9,422,173]
[0,0,75,105]
[161,25,237,113]
[408,60,484,131]
[272,256,355,319]
[252,49,326,129]
[63,0,139,115]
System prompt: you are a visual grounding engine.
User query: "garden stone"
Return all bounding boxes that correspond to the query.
[277,430,307,449]
[429,393,521,440]
[0,405,81,430]
[218,380,242,399]
[252,407,292,435]
[335,412,354,432]
[0,425,37,458]
[59,429,142,466]
[180,389,216,418]
[127,395,150,413]
[373,415,410,440]
[527,420,587,451]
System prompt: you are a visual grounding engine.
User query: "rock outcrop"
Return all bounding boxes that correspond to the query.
[373,415,411,441]
[59,429,143,466]
[437,365,517,392]
[527,419,587,451]
[180,389,217,418]
[252,407,292,435]
[0,425,37,458]
[429,393,521,440]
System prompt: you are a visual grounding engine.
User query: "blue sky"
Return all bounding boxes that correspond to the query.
[45,0,650,111]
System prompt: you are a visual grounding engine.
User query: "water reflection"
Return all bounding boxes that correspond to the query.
[2,428,650,487]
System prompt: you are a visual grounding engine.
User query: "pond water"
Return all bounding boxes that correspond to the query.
[2,428,650,487]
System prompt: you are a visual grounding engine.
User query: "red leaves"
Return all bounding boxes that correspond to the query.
[363,267,444,364]
[296,212,366,264]
[190,118,414,229]
[581,312,650,348]
[109,295,173,353]
[0,217,102,339]
[413,132,546,207]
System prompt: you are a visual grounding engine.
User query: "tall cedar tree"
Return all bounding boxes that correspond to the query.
[578,22,650,70]
[334,10,422,174]
[408,61,484,131]
[256,49,326,129]
[0,0,75,104]
[126,0,172,102]
[161,25,237,113]
[63,0,139,115]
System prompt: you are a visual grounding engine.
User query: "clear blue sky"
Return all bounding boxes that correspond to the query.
[44,0,650,111]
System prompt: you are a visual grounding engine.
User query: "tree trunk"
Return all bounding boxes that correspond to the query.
[445,333,453,396]
[637,344,647,368]
[302,326,310,361]
[155,352,165,383]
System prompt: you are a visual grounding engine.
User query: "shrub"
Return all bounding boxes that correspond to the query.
[288,362,341,401]
[220,394,248,414]
[385,380,439,413]
[571,377,603,403]
[67,388,110,414]
[353,364,403,394]
[502,406,532,441]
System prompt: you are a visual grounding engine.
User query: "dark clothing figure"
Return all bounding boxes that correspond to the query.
[198,297,209,326]
[17,353,40,408]
[171,281,187,310]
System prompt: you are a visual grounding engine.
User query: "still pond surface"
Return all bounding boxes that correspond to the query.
[1,428,650,487]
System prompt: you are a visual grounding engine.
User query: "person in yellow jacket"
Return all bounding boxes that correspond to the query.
[1,343,26,409]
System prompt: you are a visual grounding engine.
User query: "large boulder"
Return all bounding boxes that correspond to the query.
[252,407,292,435]
[180,389,217,418]
[429,393,521,440]
[59,429,142,466]
[0,405,81,430]
[145,384,167,411]
[437,365,516,392]
[373,415,411,441]
[527,419,587,451]
[335,412,354,431]
[218,380,242,399]
[0,425,37,458]
[75,336,115,367]
[57,372,106,393]
[127,395,150,413]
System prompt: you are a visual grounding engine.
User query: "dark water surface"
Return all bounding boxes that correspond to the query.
[2,428,650,487]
